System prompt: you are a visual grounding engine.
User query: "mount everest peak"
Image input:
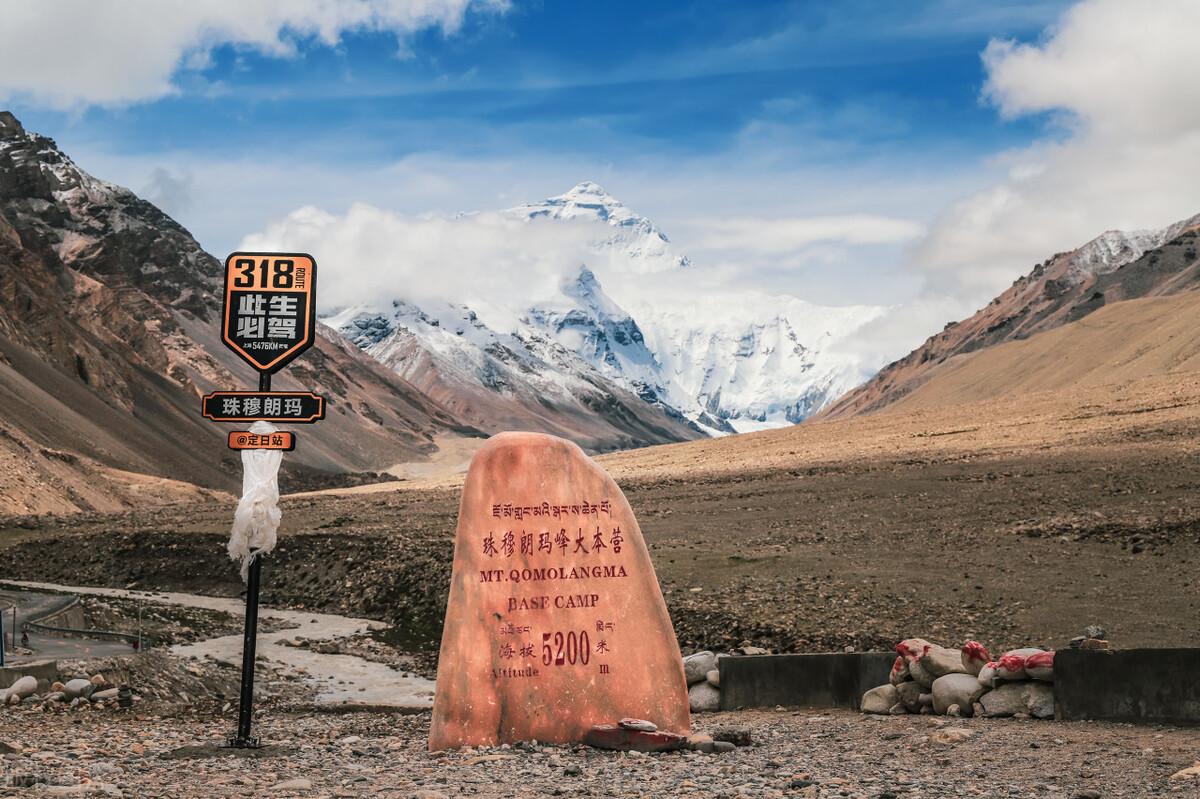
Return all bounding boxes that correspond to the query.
[326,182,885,435]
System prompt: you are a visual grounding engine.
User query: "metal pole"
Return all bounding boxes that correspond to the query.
[230,371,271,749]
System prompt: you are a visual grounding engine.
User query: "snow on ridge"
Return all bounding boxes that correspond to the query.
[329,181,887,435]
[1069,212,1200,279]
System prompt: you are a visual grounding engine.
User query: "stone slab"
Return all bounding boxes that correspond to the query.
[718,652,895,711]
[583,724,687,752]
[429,432,690,749]
[1055,648,1200,724]
[0,659,57,688]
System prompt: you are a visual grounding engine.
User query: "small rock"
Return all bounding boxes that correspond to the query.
[705,669,720,688]
[932,673,986,716]
[930,727,975,745]
[683,651,717,684]
[896,681,922,713]
[7,676,36,699]
[918,645,970,680]
[1080,638,1110,651]
[1172,762,1200,780]
[712,741,736,753]
[617,718,657,732]
[1083,625,1107,640]
[712,727,752,747]
[63,679,94,699]
[860,684,899,714]
[269,777,312,791]
[689,681,720,713]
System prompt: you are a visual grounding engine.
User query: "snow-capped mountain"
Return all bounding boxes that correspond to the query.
[508,181,691,272]
[325,296,702,450]
[1068,213,1200,282]
[327,182,886,435]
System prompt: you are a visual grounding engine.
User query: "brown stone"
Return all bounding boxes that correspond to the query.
[583,724,687,752]
[428,432,691,749]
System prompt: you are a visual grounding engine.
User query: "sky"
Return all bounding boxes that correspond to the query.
[3,0,1200,369]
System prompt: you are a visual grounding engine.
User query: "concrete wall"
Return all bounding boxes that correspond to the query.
[1055,648,1200,724]
[0,659,57,689]
[719,652,894,711]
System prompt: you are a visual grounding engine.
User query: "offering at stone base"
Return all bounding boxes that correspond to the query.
[584,724,688,752]
[428,432,691,750]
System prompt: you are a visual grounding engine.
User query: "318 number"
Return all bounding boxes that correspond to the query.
[542,630,591,666]
[232,258,296,290]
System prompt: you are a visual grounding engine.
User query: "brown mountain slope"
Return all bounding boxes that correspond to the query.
[822,214,1200,419]
[883,291,1200,413]
[0,112,700,514]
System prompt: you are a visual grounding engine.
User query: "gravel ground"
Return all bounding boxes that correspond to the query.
[3,707,1200,798]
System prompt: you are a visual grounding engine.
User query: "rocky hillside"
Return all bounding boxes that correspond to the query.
[0,113,710,514]
[821,212,1200,418]
[0,112,483,513]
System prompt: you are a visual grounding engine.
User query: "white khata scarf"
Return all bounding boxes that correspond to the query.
[227,421,283,580]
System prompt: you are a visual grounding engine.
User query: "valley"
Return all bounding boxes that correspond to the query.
[6,360,1198,661]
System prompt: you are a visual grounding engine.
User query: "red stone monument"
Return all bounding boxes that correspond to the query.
[428,432,691,749]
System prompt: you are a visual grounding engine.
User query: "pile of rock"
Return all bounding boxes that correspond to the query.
[1,671,132,710]
[862,638,1056,719]
[682,644,768,713]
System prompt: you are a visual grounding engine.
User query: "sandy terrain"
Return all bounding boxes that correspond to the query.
[3,364,1199,660]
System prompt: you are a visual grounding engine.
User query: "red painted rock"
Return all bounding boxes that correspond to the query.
[584,724,687,752]
[428,432,691,750]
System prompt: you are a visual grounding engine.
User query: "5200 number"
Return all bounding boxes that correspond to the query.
[542,630,591,666]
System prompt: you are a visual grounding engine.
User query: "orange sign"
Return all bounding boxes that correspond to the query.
[222,252,317,374]
[228,431,296,451]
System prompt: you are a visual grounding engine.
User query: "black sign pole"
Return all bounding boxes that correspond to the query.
[230,370,270,749]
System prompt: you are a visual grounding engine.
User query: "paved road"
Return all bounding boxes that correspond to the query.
[1,579,436,708]
[0,588,137,663]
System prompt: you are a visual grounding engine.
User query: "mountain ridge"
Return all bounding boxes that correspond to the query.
[820,210,1200,419]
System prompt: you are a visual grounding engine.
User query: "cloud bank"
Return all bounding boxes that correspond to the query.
[0,0,508,108]
[914,0,1200,300]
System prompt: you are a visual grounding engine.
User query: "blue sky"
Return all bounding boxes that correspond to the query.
[3,0,1196,364]
[17,1,1063,168]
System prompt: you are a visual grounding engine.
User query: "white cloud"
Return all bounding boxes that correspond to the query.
[0,0,508,109]
[915,0,1200,300]
[239,203,601,330]
[695,215,925,255]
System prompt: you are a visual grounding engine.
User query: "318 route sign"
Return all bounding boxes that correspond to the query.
[223,252,317,374]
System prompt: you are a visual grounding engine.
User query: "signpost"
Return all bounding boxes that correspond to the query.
[206,251,326,748]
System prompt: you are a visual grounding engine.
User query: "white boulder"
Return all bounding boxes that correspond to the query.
[860,684,899,715]
[932,673,986,716]
[683,652,718,685]
[688,681,720,713]
[6,676,36,700]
